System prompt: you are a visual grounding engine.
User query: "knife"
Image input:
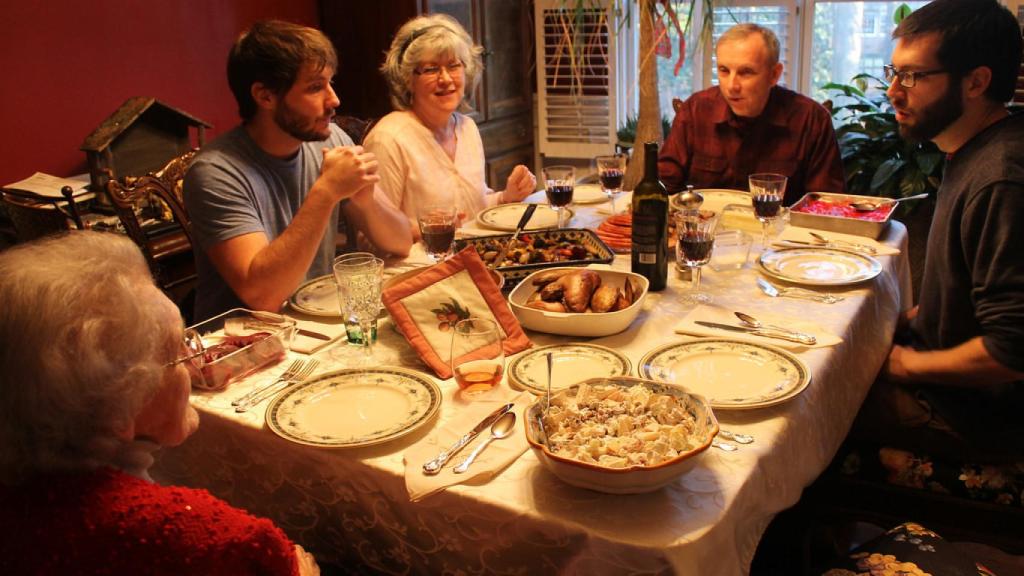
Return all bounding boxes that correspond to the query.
[489,204,538,269]
[297,328,332,341]
[694,320,817,345]
[773,239,878,255]
[422,402,515,475]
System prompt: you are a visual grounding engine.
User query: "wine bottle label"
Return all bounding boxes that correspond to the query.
[638,252,657,264]
[632,213,660,253]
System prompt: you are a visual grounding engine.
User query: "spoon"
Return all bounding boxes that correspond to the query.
[734,311,817,345]
[712,440,738,452]
[453,411,517,474]
[545,352,553,416]
[849,192,929,212]
[719,429,754,444]
[807,232,877,255]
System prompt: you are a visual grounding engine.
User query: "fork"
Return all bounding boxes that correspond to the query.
[233,359,318,412]
[808,232,878,255]
[757,277,843,304]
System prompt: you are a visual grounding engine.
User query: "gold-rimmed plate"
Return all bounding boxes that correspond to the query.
[289,275,339,317]
[508,343,631,394]
[638,339,810,410]
[758,247,882,287]
[476,203,568,231]
[266,367,442,448]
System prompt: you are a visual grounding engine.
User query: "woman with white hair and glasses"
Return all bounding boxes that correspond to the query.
[364,13,536,235]
[0,231,318,575]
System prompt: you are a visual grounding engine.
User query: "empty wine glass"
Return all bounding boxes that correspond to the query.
[333,255,383,362]
[675,209,720,305]
[543,165,575,228]
[450,317,505,401]
[749,173,788,251]
[595,153,627,214]
[417,204,457,262]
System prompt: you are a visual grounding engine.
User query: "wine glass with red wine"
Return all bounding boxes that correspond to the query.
[748,173,788,251]
[450,317,505,401]
[675,209,720,304]
[596,153,627,214]
[417,204,458,262]
[543,165,575,228]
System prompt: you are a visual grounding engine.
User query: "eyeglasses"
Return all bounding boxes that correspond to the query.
[165,328,205,369]
[883,64,947,88]
[414,61,464,82]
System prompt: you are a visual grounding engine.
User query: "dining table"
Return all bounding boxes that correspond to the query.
[151,188,913,575]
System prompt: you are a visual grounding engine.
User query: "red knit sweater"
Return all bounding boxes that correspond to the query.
[0,467,299,575]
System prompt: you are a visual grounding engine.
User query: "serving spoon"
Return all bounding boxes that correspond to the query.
[849,192,929,212]
[454,411,517,474]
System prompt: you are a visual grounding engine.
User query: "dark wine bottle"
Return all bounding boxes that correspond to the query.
[631,141,669,291]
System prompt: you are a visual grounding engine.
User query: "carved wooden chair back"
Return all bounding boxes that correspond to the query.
[105,149,197,290]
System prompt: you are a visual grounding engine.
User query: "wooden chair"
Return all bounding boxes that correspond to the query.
[106,150,198,304]
[333,116,379,253]
[0,185,85,243]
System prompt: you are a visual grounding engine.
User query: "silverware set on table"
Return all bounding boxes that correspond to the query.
[712,429,755,451]
[757,277,842,304]
[232,359,319,413]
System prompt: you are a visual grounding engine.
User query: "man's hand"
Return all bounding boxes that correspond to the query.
[319,145,380,201]
[501,164,537,203]
[883,344,916,384]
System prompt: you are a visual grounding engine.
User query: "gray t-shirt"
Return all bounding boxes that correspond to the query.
[184,124,350,321]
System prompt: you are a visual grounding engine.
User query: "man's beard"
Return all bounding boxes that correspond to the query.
[274,103,331,142]
[897,82,963,143]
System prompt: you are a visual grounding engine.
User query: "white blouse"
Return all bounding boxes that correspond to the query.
[363,111,501,223]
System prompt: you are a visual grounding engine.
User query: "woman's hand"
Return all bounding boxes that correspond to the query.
[295,544,320,576]
[501,164,537,203]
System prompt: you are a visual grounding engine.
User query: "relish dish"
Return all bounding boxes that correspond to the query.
[524,377,718,494]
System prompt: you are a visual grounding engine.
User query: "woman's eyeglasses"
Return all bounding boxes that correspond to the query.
[165,328,205,369]
[883,64,947,88]
[415,61,464,82]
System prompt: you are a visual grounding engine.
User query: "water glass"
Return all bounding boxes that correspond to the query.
[749,173,788,251]
[709,230,753,272]
[417,204,457,262]
[333,255,383,359]
[450,317,505,400]
[595,153,627,214]
[675,209,720,304]
[543,165,575,228]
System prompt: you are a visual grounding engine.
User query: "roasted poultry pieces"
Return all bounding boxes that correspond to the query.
[525,269,640,313]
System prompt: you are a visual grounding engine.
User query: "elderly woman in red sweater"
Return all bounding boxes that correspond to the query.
[0,231,317,575]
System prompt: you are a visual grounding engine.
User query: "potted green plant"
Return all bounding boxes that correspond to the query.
[616,114,672,155]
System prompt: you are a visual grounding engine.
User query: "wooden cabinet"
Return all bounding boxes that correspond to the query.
[320,0,534,189]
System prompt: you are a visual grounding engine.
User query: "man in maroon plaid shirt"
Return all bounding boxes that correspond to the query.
[658,23,845,205]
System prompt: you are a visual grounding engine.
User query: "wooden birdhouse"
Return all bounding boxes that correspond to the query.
[80,97,210,200]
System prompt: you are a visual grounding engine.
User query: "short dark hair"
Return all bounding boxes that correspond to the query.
[894,0,1023,103]
[227,20,338,121]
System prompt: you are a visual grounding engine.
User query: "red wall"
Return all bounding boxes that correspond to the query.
[0,0,319,187]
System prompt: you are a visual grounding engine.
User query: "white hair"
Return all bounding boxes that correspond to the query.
[380,13,484,111]
[0,231,178,484]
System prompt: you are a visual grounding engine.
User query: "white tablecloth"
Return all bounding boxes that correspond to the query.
[152,207,911,575]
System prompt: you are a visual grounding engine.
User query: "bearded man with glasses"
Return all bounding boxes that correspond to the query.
[851,0,1024,464]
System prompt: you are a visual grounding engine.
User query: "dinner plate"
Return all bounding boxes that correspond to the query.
[638,339,810,410]
[289,275,340,317]
[508,343,631,394]
[758,247,882,287]
[566,183,610,205]
[670,188,750,213]
[476,203,569,231]
[266,367,442,448]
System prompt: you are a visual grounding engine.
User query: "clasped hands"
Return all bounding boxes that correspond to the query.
[319,145,380,201]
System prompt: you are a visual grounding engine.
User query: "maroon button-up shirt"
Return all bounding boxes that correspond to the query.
[658,85,845,205]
